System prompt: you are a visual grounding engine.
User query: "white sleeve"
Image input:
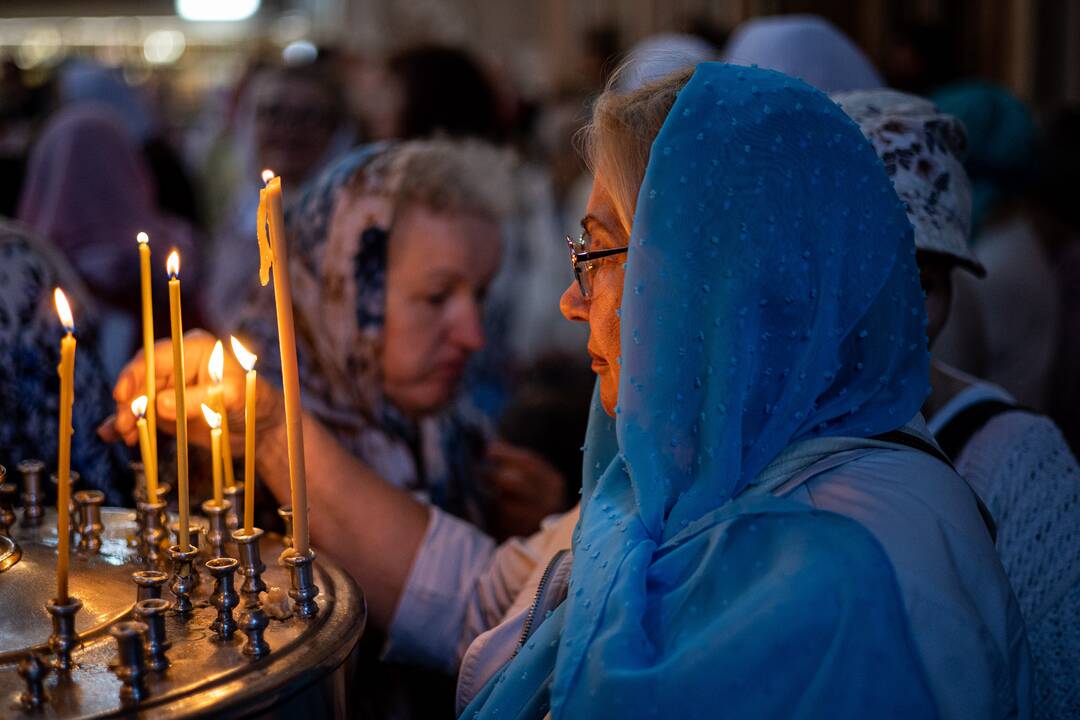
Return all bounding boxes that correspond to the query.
[383,507,565,674]
[383,507,497,673]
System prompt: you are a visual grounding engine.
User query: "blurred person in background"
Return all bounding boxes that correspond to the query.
[383,45,506,144]
[882,20,961,96]
[0,218,129,504]
[16,103,199,378]
[931,82,1058,412]
[56,58,201,230]
[839,88,1079,720]
[202,57,356,334]
[1041,107,1080,456]
[722,13,883,93]
[614,32,717,92]
[0,60,51,218]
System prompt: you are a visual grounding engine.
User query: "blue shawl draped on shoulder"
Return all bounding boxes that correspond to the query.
[464,63,938,719]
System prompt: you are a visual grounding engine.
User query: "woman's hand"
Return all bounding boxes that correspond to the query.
[484,440,568,539]
[99,329,283,454]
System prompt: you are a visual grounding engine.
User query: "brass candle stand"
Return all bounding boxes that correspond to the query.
[1,491,361,719]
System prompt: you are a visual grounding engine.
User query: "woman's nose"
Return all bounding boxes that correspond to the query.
[560,282,588,323]
[450,299,486,352]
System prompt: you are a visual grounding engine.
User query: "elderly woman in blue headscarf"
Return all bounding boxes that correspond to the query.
[400,64,1024,719]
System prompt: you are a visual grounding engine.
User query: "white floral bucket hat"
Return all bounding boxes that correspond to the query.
[834,88,986,276]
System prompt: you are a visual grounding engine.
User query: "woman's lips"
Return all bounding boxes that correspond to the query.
[432,359,467,381]
[589,354,609,372]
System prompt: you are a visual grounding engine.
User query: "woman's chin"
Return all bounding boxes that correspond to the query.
[599,376,619,417]
[388,382,457,418]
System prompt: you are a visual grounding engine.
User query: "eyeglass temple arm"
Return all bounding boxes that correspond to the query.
[577,246,629,262]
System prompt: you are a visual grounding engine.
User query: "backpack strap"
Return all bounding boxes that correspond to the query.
[933,399,1035,462]
[872,429,956,469]
[871,429,998,544]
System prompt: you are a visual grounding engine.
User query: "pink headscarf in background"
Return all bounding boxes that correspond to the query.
[16,103,196,303]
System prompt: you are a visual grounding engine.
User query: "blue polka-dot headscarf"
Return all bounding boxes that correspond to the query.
[464,63,936,720]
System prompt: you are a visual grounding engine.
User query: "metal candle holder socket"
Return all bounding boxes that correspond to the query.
[170,524,202,589]
[239,601,270,659]
[233,527,270,659]
[207,557,240,640]
[137,500,168,566]
[17,459,46,527]
[286,550,320,619]
[224,484,243,533]
[167,544,199,616]
[202,498,232,559]
[17,653,51,708]
[278,506,293,548]
[130,469,171,549]
[232,527,267,597]
[110,620,150,703]
[0,477,17,537]
[134,597,171,672]
[75,489,105,553]
[47,595,83,670]
[132,569,169,602]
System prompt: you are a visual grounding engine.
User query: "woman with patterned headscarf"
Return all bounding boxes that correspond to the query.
[106,139,570,600]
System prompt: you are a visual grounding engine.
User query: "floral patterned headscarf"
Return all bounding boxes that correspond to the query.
[834,89,984,276]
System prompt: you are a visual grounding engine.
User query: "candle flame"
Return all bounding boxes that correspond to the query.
[209,339,224,383]
[136,231,149,245]
[230,336,257,372]
[200,403,221,430]
[131,395,148,418]
[53,288,74,332]
[166,249,180,278]
[261,169,275,184]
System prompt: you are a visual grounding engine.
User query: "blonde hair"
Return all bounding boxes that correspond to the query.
[581,67,694,233]
[348,139,515,223]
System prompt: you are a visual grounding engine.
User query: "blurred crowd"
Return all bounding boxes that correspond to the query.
[1,11,1079,719]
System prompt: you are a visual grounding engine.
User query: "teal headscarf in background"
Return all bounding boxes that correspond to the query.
[932,81,1037,235]
[464,63,937,719]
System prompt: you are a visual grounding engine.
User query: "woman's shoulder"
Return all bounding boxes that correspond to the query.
[661,498,901,595]
[958,410,1078,503]
[807,444,985,533]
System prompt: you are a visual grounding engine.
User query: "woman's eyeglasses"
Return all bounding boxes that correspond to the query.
[566,232,629,299]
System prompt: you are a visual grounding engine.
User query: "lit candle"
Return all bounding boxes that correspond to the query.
[259,170,309,555]
[166,250,190,551]
[201,404,223,505]
[136,232,158,474]
[53,288,76,603]
[131,395,159,504]
[206,340,236,490]
[230,336,258,533]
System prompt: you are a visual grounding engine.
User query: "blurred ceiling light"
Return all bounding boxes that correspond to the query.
[144,30,186,64]
[282,40,317,66]
[175,0,260,22]
[14,27,63,70]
